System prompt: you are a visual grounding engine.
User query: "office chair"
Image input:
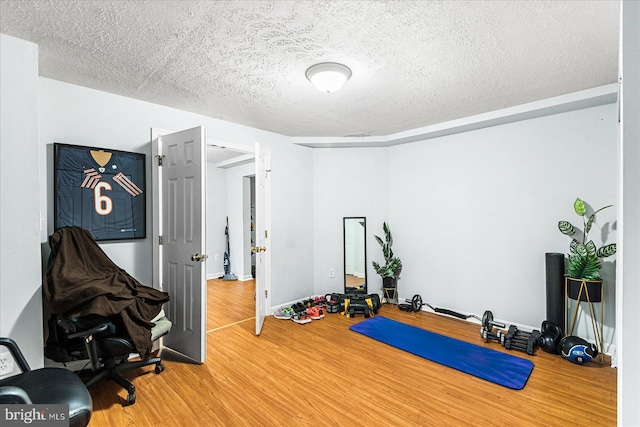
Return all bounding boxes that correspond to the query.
[45,311,172,405]
[43,226,172,406]
[0,337,92,427]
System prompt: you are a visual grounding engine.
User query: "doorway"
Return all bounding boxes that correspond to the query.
[202,139,271,337]
[152,127,271,363]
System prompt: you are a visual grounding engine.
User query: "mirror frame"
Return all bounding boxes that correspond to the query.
[343,217,367,294]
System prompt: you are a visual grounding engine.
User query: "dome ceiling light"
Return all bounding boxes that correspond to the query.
[305,62,352,93]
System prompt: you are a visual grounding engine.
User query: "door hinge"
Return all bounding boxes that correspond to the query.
[156,154,165,166]
[265,230,268,238]
[265,290,268,298]
[159,235,163,245]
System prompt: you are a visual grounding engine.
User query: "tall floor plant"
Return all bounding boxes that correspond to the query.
[373,222,402,284]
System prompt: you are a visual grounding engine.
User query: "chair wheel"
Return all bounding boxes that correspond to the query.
[126,392,136,406]
[155,363,165,374]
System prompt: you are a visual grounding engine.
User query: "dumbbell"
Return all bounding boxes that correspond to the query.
[481,327,505,345]
[480,311,506,343]
[504,325,540,356]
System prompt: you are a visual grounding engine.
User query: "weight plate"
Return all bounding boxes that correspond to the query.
[482,310,493,329]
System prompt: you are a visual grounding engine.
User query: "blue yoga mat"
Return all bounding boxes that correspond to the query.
[350,316,534,390]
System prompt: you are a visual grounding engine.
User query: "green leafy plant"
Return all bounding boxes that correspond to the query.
[372,222,402,279]
[558,198,617,280]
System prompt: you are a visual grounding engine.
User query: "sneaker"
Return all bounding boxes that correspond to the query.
[306,306,325,320]
[273,307,294,320]
[291,311,312,324]
[292,302,307,313]
[314,295,327,307]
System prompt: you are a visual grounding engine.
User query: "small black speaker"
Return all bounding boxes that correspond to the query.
[545,252,565,334]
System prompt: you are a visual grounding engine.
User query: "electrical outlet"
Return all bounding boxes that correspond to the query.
[0,351,15,377]
[328,268,335,278]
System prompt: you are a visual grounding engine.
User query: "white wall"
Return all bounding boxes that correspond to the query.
[206,163,227,279]
[618,0,640,424]
[0,34,43,370]
[388,104,618,343]
[38,77,314,307]
[313,148,389,297]
[311,106,618,348]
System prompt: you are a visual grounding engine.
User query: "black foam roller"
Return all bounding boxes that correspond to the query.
[545,252,565,334]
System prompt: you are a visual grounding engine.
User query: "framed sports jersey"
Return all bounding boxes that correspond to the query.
[54,143,146,241]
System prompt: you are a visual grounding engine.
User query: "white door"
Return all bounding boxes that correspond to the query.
[255,142,271,335]
[152,127,207,363]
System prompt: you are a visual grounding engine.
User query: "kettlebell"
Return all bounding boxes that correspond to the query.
[538,320,563,354]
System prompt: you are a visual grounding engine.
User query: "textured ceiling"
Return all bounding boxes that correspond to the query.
[206,144,253,167]
[0,1,620,137]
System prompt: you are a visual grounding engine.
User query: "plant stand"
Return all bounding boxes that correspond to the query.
[381,277,398,305]
[564,278,604,364]
[382,286,398,305]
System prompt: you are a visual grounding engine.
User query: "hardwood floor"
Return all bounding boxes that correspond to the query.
[345,274,366,289]
[86,281,617,426]
[207,278,255,331]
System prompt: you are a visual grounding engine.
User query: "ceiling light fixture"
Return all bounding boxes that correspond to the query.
[305,62,352,93]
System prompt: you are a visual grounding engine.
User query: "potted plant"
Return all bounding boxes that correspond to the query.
[373,222,402,290]
[558,198,616,301]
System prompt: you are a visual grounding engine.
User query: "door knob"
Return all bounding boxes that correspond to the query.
[251,246,266,253]
[191,253,208,262]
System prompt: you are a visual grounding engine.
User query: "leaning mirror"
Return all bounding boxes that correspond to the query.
[343,217,367,293]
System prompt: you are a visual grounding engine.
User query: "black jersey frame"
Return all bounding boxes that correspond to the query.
[53,143,146,241]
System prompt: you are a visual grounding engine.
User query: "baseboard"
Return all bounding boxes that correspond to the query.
[608,345,617,367]
[207,272,254,281]
[208,273,253,281]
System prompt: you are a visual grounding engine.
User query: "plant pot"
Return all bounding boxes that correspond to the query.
[566,278,603,302]
[382,277,397,289]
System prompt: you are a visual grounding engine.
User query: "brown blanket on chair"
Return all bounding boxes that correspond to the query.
[43,227,170,359]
